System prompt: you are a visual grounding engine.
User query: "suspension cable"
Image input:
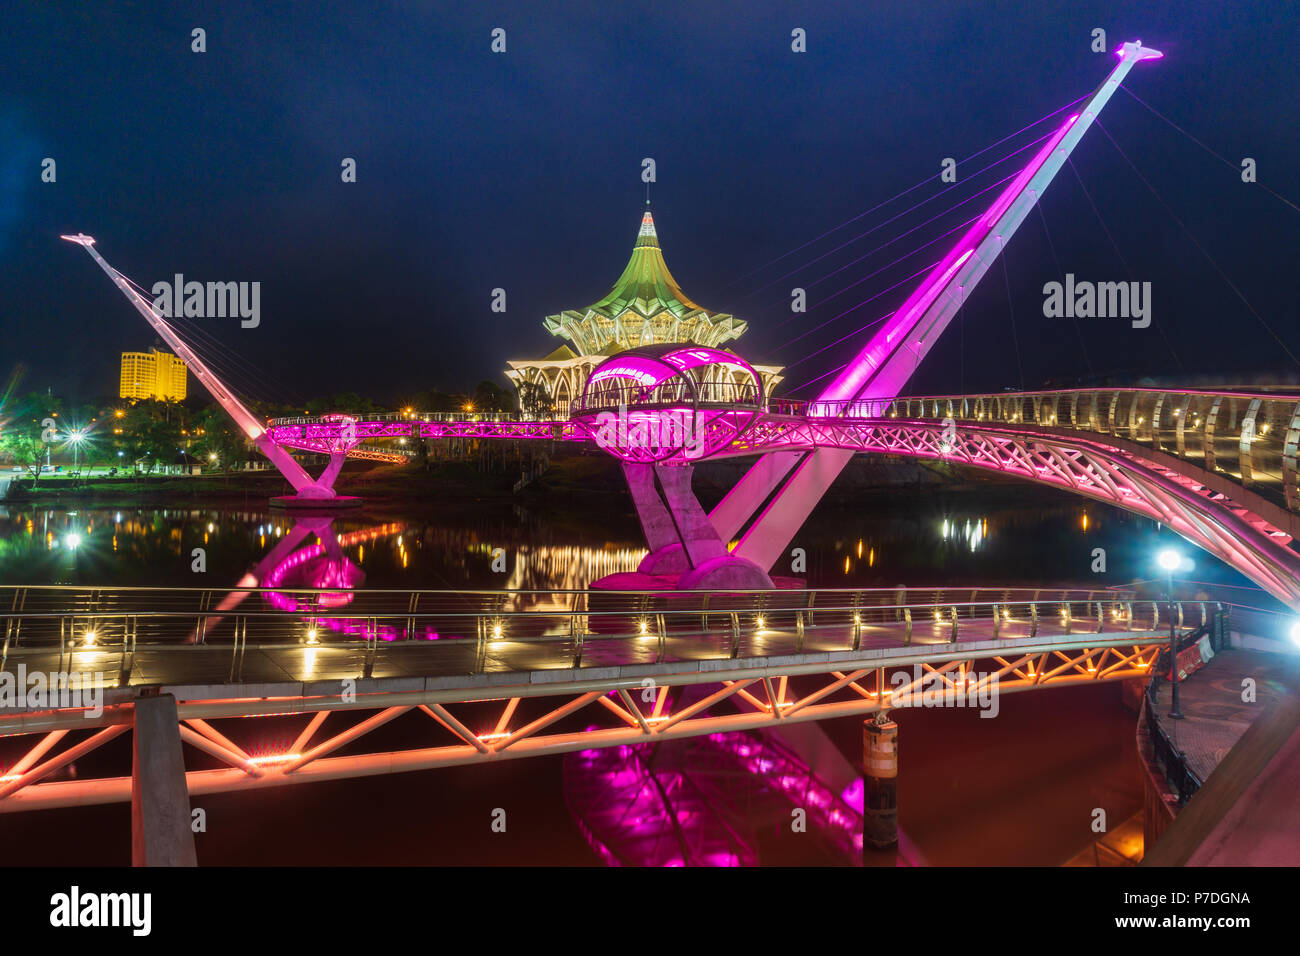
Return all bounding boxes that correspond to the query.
[1065,157,1186,372]
[729,91,1091,287]
[1119,85,1300,215]
[1093,120,1299,370]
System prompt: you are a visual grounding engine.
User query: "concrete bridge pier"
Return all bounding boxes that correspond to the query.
[622,462,772,590]
[863,715,899,851]
[132,694,197,867]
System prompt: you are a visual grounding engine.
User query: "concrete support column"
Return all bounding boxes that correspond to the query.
[623,462,682,555]
[313,449,349,495]
[625,462,691,575]
[863,716,898,851]
[654,464,729,568]
[132,694,197,867]
[624,460,774,588]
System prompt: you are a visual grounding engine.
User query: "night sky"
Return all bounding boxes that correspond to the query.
[4,1,1298,409]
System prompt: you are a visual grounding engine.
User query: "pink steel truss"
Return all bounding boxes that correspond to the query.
[267,417,583,452]
[265,396,1300,607]
[724,415,1300,608]
[0,643,1160,813]
[717,41,1165,572]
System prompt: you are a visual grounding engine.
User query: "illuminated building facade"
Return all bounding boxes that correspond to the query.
[506,207,782,418]
[119,347,188,401]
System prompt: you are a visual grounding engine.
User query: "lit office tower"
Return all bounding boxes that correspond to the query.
[119,348,188,401]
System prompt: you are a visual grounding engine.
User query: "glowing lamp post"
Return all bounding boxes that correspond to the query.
[67,429,86,474]
[1157,548,1185,720]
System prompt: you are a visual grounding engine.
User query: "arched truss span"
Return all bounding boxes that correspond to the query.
[724,418,1300,609]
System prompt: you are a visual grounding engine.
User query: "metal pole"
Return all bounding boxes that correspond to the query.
[1168,570,1183,720]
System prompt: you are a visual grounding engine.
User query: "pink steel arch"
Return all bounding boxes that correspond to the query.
[267,405,1300,608]
[720,415,1300,609]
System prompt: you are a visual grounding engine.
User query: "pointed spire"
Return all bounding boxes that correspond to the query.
[542,205,749,350]
[636,207,659,248]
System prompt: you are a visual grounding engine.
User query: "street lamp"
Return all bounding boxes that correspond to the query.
[1157,548,1185,719]
[67,428,86,474]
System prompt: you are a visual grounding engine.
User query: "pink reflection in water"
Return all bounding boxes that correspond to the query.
[566,725,863,866]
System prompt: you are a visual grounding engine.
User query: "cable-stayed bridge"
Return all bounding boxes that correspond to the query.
[39,40,1300,864]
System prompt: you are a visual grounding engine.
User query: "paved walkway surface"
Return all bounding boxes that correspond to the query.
[0,616,1162,691]
[1144,649,1300,866]
[1151,649,1297,783]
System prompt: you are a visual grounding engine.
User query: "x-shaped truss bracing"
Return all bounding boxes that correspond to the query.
[268,420,585,455]
[725,418,1300,609]
[0,642,1160,813]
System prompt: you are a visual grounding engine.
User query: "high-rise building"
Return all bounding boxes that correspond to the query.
[506,207,782,418]
[119,348,187,401]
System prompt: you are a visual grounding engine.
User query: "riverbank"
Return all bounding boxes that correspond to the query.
[2,445,1024,508]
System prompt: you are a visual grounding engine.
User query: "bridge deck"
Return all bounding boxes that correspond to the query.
[2,617,1163,698]
[1150,648,1298,783]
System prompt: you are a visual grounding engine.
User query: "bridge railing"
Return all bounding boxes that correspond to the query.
[881,387,1300,514]
[269,411,525,426]
[1140,611,1228,806]
[766,398,894,419]
[0,583,1185,687]
[572,381,763,415]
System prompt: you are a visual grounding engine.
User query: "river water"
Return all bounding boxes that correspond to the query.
[0,483,1243,865]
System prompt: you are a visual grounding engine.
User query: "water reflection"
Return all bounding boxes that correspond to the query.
[0,489,1253,867]
[0,504,648,591]
[0,491,1252,597]
[566,726,862,866]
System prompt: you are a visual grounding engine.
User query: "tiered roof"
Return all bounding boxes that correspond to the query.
[543,207,747,355]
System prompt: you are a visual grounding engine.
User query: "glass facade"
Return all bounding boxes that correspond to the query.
[119,348,187,401]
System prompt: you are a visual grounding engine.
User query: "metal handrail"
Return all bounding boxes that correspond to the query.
[571,381,763,415]
[268,411,522,426]
[1142,620,1216,806]
[0,583,1140,627]
[0,582,1182,688]
[0,582,1133,597]
[0,596,1165,625]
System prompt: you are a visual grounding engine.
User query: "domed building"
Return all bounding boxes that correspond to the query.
[505,206,783,418]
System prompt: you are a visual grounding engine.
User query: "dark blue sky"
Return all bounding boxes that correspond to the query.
[4,1,1298,407]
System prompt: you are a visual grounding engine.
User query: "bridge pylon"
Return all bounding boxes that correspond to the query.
[717,40,1164,572]
[62,234,360,506]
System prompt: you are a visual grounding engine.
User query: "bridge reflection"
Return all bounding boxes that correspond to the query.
[566,724,863,866]
[226,516,647,641]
